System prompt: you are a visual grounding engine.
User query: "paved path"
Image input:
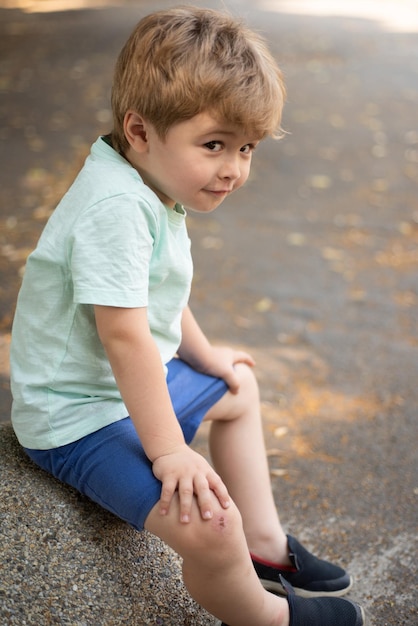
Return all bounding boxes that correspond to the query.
[1,1,417,624]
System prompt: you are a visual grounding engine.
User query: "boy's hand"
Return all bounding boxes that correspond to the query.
[197,345,255,394]
[178,307,255,393]
[152,444,231,523]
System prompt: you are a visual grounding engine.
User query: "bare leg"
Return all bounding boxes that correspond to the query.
[204,363,291,565]
[144,492,289,626]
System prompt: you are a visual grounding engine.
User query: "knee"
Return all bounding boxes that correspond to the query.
[235,362,259,396]
[181,499,244,561]
[230,362,260,414]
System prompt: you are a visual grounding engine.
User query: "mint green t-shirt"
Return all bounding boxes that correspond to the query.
[10,137,193,449]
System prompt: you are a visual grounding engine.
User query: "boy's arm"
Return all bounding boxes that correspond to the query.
[178,305,255,393]
[94,305,230,522]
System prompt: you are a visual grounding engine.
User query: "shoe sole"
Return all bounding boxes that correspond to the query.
[213,603,366,626]
[260,575,354,598]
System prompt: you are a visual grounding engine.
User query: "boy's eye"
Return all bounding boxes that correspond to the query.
[204,141,223,152]
[240,143,255,154]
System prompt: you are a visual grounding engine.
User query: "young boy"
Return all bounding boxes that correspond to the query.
[10,7,365,626]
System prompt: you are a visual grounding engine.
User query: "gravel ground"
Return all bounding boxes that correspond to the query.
[0,424,217,626]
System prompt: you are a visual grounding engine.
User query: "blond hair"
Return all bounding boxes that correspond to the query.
[111,6,286,154]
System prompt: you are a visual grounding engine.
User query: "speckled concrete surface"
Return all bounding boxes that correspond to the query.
[0,424,216,626]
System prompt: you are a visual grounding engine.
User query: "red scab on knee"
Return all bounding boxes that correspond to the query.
[213,514,230,533]
[213,503,242,533]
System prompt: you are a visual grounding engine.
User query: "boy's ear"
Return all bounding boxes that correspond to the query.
[123,111,149,152]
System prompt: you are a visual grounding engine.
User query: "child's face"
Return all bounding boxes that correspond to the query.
[133,112,259,212]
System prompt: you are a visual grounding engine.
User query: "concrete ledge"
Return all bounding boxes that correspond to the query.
[0,423,215,626]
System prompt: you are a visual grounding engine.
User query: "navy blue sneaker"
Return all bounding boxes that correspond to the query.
[217,576,365,626]
[251,534,353,597]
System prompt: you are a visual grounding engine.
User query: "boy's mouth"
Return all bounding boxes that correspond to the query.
[205,188,232,196]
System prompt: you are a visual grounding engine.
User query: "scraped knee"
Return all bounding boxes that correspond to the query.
[182,499,243,561]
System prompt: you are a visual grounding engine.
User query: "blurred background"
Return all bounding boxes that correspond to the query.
[1,1,417,624]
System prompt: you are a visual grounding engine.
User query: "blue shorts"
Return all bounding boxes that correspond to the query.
[24,358,228,530]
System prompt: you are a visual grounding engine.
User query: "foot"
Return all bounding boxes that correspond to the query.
[251,534,353,597]
[217,576,365,626]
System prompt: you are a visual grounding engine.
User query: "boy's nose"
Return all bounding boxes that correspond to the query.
[219,157,241,181]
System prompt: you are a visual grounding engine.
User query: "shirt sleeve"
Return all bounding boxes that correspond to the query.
[70,193,157,307]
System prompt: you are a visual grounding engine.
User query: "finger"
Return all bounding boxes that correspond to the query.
[194,475,215,520]
[208,472,231,510]
[224,369,240,394]
[158,477,177,516]
[178,478,195,523]
[234,350,255,367]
